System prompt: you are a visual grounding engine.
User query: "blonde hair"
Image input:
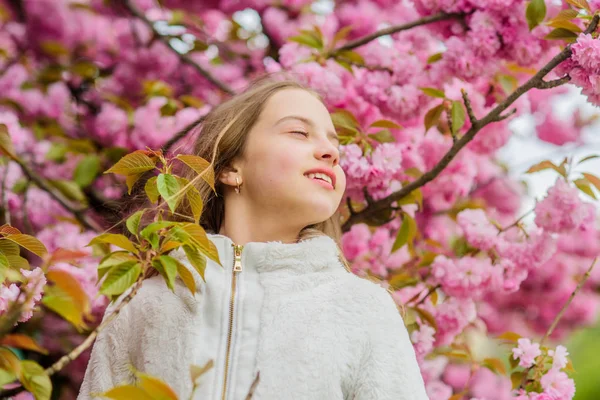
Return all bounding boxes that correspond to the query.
[149,75,352,274]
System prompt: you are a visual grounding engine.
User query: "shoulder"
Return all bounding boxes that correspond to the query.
[334,272,404,326]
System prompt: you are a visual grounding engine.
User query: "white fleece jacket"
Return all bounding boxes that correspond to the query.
[78,233,428,400]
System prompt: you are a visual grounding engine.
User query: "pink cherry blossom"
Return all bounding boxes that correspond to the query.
[512,338,542,368]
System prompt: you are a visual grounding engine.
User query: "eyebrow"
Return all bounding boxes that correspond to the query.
[275,115,340,144]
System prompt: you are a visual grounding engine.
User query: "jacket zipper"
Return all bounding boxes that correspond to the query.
[221,243,243,400]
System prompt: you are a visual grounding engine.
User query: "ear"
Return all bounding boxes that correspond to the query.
[218,165,241,188]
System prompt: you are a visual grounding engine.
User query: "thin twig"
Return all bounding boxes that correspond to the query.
[535,75,572,90]
[123,0,235,95]
[162,115,206,154]
[334,12,464,52]
[341,14,600,232]
[541,257,597,346]
[461,89,478,126]
[10,155,102,232]
[244,372,260,400]
[1,165,10,225]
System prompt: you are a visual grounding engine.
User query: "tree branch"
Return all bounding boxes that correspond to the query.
[341,14,600,233]
[334,12,464,53]
[122,0,236,95]
[11,156,102,232]
[535,75,572,89]
[162,115,206,154]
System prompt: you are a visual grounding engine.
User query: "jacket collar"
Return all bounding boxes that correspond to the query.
[207,233,344,274]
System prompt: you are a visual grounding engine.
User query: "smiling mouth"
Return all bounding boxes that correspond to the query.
[304,173,335,189]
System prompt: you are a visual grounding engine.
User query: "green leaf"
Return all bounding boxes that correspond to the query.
[48,179,88,204]
[424,104,444,133]
[450,100,466,135]
[577,154,600,165]
[126,209,145,237]
[546,18,582,32]
[152,255,178,292]
[176,155,215,191]
[174,224,220,265]
[136,371,178,400]
[125,172,144,194]
[175,259,196,294]
[100,385,154,400]
[145,176,159,203]
[140,221,176,240]
[497,331,522,343]
[4,234,47,258]
[104,151,156,176]
[100,261,141,296]
[288,30,323,49]
[0,252,8,282]
[45,142,68,162]
[88,233,138,254]
[582,172,600,192]
[19,360,52,400]
[526,160,567,177]
[544,28,578,41]
[47,269,91,316]
[187,185,204,224]
[392,213,417,253]
[497,74,519,95]
[565,0,591,13]
[419,87,446,98]
[369,119,403,130]
[0,239,19,255]
[511,371,524,390]
[483,357,507,376]
[0,124,16,158]
[73,155,101,188]
[368,129,395,143]
[332,25,353,45]
[157,174,181,212]
[0,334,48,355]
[98,252,137,281]
[427,52,443,64]
[183,245,207,281]
[71,60,99,79]
[337,50,365,65]
[574,178,597,199]
[42,286,88,331]
[526,0,547,31]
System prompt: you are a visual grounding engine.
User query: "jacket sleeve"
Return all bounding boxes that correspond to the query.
[77,290,137,400]
[352,288,429,400]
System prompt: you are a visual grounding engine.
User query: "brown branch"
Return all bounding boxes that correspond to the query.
[535,75,572,90]
[333,12,464,53]
[122,0,235,95]
[541,257,597,346]
[161,115,205,154]
[341,14,600,233]
[244,372,260,400]
[461,89,478,127]
[518,256,597,390]
[11,155,102,232]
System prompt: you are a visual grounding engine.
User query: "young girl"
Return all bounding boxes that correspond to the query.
[78,77,428,400]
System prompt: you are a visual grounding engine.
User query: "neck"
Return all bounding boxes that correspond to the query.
[218,200,304,246]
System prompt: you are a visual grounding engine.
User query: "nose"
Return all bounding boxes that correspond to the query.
[315,137,340,167]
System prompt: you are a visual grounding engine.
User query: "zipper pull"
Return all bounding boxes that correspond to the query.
[233,244,243,272]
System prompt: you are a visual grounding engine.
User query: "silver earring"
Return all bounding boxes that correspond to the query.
[235,177,241,194]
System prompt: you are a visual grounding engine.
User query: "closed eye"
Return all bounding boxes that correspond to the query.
[291,130,308,137]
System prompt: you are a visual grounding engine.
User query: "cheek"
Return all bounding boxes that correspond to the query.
[254,153,301,187]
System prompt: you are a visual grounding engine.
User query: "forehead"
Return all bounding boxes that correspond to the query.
[259,88,332,125]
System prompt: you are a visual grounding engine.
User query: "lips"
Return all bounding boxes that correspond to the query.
[303,168,336,189]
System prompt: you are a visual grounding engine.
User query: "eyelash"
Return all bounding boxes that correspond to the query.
[291,130,308,137]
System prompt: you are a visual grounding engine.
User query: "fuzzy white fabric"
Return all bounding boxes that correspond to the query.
[78,233,429,399]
